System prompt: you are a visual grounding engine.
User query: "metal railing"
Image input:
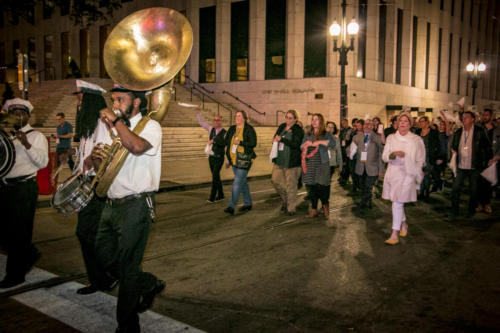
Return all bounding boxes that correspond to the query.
[181,80,236,125]
[276,110,286,126]
[222,90,265,116]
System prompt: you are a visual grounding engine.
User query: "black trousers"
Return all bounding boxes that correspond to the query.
[0,178,39,281]
[359,171,378,207]
[339,151,350,183]
[56,147,75,170]
[451,168,480,216]
[477,176,493,206]
[349,159,360,190]
[209,156,224,201]
[306,184,330,210]
[76,195,114,289]
[95,195,158,332]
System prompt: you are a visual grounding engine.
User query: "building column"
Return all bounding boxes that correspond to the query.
[449,33,460,95]
[249,0,266,81]
[216,0,231,82]
[326,0,339,78]
[286,0,304,79]
[186,0,199,82]
[439,28,449,93]
[427,22,439,91]
[400,5,413,87]
[384,5,396,83]
[414,17,426,89]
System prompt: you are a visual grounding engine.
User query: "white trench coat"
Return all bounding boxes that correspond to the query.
[382,131,426,203]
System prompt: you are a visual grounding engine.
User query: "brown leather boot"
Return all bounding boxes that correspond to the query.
[323,204,329,216]
[306,209,318,218]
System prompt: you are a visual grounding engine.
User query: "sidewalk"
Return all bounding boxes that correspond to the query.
[38,155,274,204]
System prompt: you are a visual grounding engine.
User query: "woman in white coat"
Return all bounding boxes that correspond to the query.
[382,113,426,245]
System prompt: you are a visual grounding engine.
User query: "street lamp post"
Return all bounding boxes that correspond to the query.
[466,61,486,105]
[329,0,358,123]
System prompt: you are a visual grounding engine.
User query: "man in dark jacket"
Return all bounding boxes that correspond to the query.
[338,118,353,186]
[448,111,492,221]
[271,110,304,215]
[417,116,441,200]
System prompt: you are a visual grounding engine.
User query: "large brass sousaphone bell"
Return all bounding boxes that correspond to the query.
[104,7,193,91]
[0,113,20,177]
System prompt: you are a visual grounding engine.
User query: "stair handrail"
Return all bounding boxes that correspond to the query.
[276,110,286,126]
[187,85,235,125]
[185,75,214,94]
[222,90,265,116]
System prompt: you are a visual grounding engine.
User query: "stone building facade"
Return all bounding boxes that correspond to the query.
[0,0,499,124]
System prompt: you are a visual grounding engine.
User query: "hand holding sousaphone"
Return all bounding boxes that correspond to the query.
[51,7,193,215]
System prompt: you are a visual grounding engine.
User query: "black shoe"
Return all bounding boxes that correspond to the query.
[77,285,99,295]
[102,278,118,291]
[239,205,252,212]
[0,277,25,289]
[224,207,235,215]
[25,250,41,275]
[446,214,457,222]
[137,280,166,313]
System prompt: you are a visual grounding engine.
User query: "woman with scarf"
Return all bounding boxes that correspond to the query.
[382,113,425,245]
[301,114,336,218]
[223,110,257,215]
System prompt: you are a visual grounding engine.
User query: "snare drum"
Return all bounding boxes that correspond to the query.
[51,172,94,216]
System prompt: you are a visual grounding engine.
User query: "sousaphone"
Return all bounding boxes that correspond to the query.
[51,8,193,215]
[0,113,20,178]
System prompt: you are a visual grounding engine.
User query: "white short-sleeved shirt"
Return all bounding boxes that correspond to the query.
[3,124,49,179]
[95,113,162,199]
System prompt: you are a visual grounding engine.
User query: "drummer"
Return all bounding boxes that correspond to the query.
[0,98,48,288]
[71,80,117,295]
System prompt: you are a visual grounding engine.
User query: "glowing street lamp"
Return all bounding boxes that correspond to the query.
[329,0,359,122]
[466,61,486,105]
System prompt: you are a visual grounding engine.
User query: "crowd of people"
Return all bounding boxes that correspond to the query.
[197,106,499,246]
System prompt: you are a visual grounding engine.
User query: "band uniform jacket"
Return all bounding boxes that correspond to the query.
[351,132,384,177]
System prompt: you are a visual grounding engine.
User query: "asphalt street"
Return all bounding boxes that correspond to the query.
[1,177,500,332]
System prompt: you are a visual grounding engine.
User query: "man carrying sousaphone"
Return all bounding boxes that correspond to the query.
[0,98,48,288]
[84,84,165,332]
[71,80,117,295]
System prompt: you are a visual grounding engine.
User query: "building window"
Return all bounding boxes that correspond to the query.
[27,5,35,24]
[378,1,387,82]
[60,1,70,16]
[12,40,20,66]
[99,25,110,78]
[437,28,442,91]
[61,32,70,78]
[0,10,4,28]
[43,0,54,20]
[304,0,327,78]
[451,0,455,16]
[199,6,216,83]
[425,22,430,89]
[447,33,452,93]
[356,0,367,79]
[457,37,462,94]
[411,16,418,87]
[440,0,444,10]
[80,29,89,77]
[230,1,249,81]
[395,8,403,84]
[477,3,481,30]
[28,37,36,69]
[265,0,286,79]
[44,35,54,80]
[470,0,473,26]
[460,0,464,21]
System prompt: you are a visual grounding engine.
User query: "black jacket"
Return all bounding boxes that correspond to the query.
[272,123,304,168]
[210,127,227,158]
[417,128,441,165]
[225,123,257,165]
[451,125,492,170]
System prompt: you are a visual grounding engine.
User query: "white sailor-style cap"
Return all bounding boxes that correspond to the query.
[3,98,34,114]
[73,80,107,95]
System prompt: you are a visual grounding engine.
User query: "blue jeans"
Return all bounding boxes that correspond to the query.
[229,167,252,208]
